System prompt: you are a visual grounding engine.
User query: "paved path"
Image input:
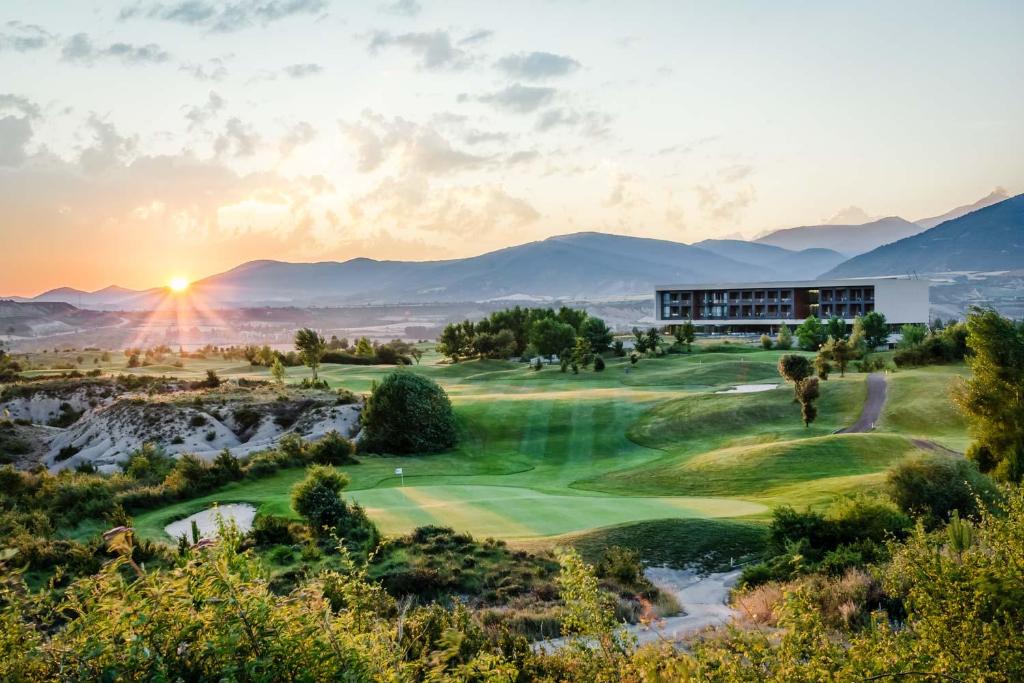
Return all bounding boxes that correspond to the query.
[839,373,887,434]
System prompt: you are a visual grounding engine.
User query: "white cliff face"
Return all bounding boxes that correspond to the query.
[2,379,362,473]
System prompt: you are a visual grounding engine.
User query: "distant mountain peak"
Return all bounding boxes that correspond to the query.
[822,205,880,225]
[915,187,1012,230]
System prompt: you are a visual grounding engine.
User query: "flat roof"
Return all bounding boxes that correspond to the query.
[655,277,927,290]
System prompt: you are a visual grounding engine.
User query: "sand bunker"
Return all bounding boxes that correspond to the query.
[164,503,257,541]
[716,384,778,394]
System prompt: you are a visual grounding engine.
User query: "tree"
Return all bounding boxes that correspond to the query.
[530,318,576,361]
[632,327,648,354]
[814,354,831,380]
[360,371,457,454]
[580,317,613,354]
[796,376,820,427]
[953,307,1024,481]
[270,357,286,384]
[570,336,592,374]
[825,315,847,341]
[291,465,352,535]
[760,334,773,350]
[645,327,661,354]
[820,337,853,377]
[409,347,423,364]
[556,306,588,332]
[354,337,374,357]
[795,316,827,351]
[294,328,326,382]
[899,323,927,348]
[860,311,889,350]
[887,455,999,528]
[612,340,625,357]
[436,322,470,362]
[848,316,867,357]
[778,354,819,426]
[674,320,696,352]
[775,323,793,350]
[593,356,605,372]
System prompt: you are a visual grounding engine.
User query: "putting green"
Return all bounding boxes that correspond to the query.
[348,485,765,538]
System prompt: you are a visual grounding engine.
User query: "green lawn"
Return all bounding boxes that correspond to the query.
[130,350,968,548]
[876,365,971,452]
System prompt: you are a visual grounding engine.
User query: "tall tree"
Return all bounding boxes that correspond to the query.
[674,320,696,352]
[778,354,820,426]
[580,317,613,354]
[645,327,661,354]
[795,316,827,351]
[826,315,847,341]
[821,337,853,377]
[294,328,326,382]
[775,323,793,350]
[860,311,889,350]
[530,318,577,361]
[953,307,1024,481]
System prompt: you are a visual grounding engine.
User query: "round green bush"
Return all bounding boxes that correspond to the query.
[360,371,457,454]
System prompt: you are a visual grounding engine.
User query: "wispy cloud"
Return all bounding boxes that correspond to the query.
[476,84,556,114]
[284,62,323,78]
[368,29,469,70]
[496,51,580,80]
[61,33,170,65]
[119,0,328,33]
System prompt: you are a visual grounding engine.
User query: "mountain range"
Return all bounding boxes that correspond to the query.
[7,188,1020,309]
[824,193,1024,278]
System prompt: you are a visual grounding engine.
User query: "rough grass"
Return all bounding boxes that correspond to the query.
[876,365,970,451]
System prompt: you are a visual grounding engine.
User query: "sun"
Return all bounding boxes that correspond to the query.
[168,276,190,293]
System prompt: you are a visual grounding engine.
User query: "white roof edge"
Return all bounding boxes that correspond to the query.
[655,276,928,290]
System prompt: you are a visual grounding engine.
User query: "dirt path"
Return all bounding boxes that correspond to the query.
[839,372,887,433]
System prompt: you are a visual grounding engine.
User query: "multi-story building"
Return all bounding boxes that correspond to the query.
[654,277,929,332]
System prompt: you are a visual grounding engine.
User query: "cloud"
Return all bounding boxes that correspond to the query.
[120,0,328,33]
[477,84,556,114]
[0,116,33,166]
[283,62,323,78]
[349,175,540,239]
[379,0,420,16]
[535,107,611,137]
[342,112,489,175]
[184,91,225,130]
[180,57,229,81]
[0,94,42,119]
[279,120,316,155]
[718,164,753,183]
[458,29,493,45]
[79,116,139,172]
[0,22,54,53]
[368,30,469,70]
[496,51,580,80]
[463,129,509,145]
[214,117,260,157]
[694,183,756,223]
[61,33,170,65]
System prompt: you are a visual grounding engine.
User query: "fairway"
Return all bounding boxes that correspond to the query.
[131,347,968,544]
[348,485,766,538]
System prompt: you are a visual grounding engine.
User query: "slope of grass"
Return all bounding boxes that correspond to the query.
[876,365,971,452]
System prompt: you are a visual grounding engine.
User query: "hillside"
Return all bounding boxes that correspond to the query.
[755,216,924,256]
[915,187,1010,229]
[694,239,846,279]
[824,193,1024,277]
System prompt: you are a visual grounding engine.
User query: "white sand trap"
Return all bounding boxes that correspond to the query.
[164,503,257,541]
[631,567,740,644]
[534,567,740,651]
[716,383,778,394]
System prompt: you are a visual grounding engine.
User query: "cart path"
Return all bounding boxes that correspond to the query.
[839,373,887,434]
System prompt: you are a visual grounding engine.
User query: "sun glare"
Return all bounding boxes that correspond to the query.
[168,276,189,293]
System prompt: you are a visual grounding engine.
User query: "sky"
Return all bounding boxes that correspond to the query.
[1,0,1022,296]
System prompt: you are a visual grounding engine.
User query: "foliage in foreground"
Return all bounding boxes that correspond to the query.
[4,487,1024,681]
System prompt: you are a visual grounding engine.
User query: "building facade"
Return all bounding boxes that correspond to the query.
[654,277,929,331]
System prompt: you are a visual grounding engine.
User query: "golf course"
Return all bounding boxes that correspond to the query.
[128,344,970,546]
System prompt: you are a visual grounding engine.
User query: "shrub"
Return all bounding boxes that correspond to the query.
[308,431,357,465]
[760,334,773,350]
[593,356,605,372]
[360,372,457,454]
[291,465,353,535]
[887,455,999,528]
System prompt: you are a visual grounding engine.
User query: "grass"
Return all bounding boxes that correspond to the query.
[116,348,969,552]
[876,365,971,452]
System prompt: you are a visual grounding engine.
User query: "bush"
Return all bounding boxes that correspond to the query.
[760,334,773,350]
[593,356,605,372]
[308,431,357,465]
[291,465,359,536]
[359,372,457,455]
[887,455,1000,528]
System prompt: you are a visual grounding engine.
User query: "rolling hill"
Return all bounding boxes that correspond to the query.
[694,240,847,279]
[755,217,925,256]
[824,193,1024,277]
